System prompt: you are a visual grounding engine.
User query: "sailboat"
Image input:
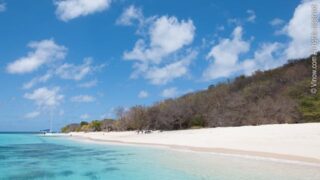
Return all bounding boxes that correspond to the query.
[42,110,67,137]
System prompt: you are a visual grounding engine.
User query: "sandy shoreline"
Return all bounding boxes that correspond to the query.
[65,123,320,166]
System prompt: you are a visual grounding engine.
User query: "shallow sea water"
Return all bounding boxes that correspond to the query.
[0,133,319,180]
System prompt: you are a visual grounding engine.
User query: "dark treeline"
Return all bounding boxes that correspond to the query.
[62,54,320,133]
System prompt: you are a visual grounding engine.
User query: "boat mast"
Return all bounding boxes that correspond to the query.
[50,109,53,133]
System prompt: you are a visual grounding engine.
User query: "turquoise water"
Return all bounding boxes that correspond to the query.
[0,133,319,180]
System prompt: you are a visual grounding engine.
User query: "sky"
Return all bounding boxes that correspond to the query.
[0,0,318,131]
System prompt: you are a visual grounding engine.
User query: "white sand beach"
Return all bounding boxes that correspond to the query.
[68,123,320,165]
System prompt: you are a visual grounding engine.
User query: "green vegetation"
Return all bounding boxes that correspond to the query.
[298,93,320,122]
[91,120,102,131]
[80,121,89,127]
[61,54,320,133]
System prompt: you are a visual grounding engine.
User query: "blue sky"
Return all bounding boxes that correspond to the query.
[0,0,317,131]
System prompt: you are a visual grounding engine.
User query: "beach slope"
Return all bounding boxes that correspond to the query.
[68,123,320,165]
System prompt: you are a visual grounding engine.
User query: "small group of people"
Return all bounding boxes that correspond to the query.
[136,130,152,134]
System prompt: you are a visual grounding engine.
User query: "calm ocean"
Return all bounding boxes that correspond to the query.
[0,133,319,180]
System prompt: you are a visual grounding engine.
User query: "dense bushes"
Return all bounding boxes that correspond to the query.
[298,93,320,122]
[61,54,320,132]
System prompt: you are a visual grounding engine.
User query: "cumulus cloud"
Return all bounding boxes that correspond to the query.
[241,42,284,75]
[246,9,256,22]
[24,111,40,119]
[122,10,196,85]
[203,26,250,80]
[203,26,287,80]
[70,95,95,102]
[285,0,320,59]
[23,73,53,89]
[124,16,195,64]
[78,79,98,88]
[0,2,6,12]
[55,58,102,81]
[6,39,67,74]
[202,0,319,81]
[138,90,149,98]
[227,18,241,25]
[116,5,143,26]
[24,87,64,108]
[55,0,111,21]
[22,58,103,89]
[144,51,197,85]
[161,87,178,98]
[269,18,285,26]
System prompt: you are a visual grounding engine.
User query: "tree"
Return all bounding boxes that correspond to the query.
[90,120,102,131]
[101,119,115,131]
[126,106,148,130]
[114,107,126,120]
[61,54,319,132]
[80,121,88,127]
[61,123,80,133]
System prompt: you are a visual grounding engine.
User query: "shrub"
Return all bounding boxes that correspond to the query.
[190,116,205,127]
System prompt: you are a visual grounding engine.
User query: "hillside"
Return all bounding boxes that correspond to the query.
[62,54,320,133]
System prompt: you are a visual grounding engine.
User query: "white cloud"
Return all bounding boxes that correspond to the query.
[285,0,320,59]
[0,2,6,12]
[78,79,98,88]
[202,0,320,81]
[24,87,64,108]
[227,18,241,25]
[144,51,197,85]
[203,26,250,80]
[161,87,178,98]
[138,90,149,98]
[55,58,102,81]
[70,95,95,103]
[55,0,111,21]
[22,59,103,88]
[116,5,143,26]
[24,111,40,119]
[203,26,287,80]
[246,9,256,22]
[122,11,196,85]
[269,18,285,26]
[241,42,284,75]
[6,39,67,74]
[124,15,195,64]
[80,113,90,120]
[23,73,53,89]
